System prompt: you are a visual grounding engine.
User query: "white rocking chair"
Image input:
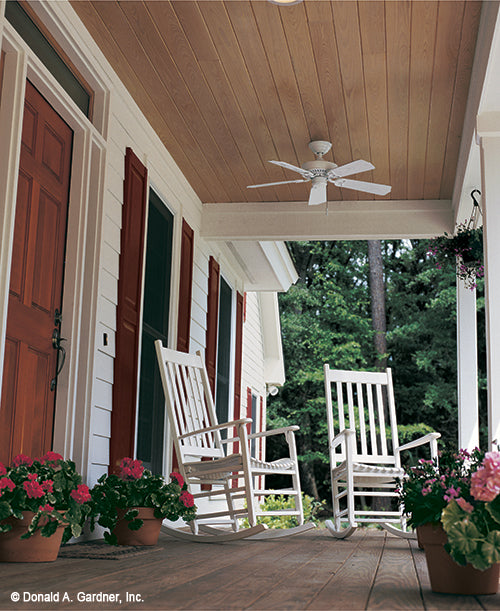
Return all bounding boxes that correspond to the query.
[324,365,440,539]
[155,341,314,542]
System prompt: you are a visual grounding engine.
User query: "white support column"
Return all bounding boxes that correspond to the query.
[477,113,500,449]
[457,276,479,451]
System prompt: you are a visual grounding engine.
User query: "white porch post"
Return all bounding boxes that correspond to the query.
[476,113,500,449]
[457,277,479,451]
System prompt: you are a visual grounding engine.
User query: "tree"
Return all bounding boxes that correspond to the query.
[368,240,387,370]
[267,241,374,499]
[268,239,486,502]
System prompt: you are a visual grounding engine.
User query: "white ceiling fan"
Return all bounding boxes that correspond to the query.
[247,140,391,206]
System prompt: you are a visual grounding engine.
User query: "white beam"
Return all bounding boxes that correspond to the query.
[201,200,453,241]
[477,115,500,449]
[457,277,479,452]
[452,1,500,219]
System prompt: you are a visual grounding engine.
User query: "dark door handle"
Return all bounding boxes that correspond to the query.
[50,327,66,391]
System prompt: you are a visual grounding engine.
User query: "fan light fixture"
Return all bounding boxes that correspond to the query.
[268,0,303,5]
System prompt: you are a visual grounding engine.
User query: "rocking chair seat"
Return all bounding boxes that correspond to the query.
[334,461,404,485]
[185,455,297,481]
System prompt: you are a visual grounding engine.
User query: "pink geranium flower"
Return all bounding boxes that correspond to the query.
[471,451,500,502]
[444,486,461,502]
[170,472,184,488]
[38,503,54,512]
[13,454,33,467]
[0,463,6,477]
[70,484,91,504]
[180,491,195,508]
[456,497,474,514]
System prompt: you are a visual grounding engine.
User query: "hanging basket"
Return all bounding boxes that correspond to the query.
[417,522,500,595]
[0,511,65,563]
[112,507,162,546]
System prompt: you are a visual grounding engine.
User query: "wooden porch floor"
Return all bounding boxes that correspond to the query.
[1,528,500,611]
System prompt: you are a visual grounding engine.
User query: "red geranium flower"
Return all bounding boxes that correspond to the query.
[23,479,45,499]
[180,491,195,508]
[118,457,144,480]
[41,480,54,493]
[0,463,6,477]
[38,503,54,512]
[170,472,184,488]
[0,477,15,495]
[12,454,33,467]
[39,451,64,464]
[70,484,91,504]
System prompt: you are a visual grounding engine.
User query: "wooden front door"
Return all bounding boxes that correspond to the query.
[0,81,73,465]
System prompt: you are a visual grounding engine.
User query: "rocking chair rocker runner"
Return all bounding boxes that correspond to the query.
[155,341,314,542]
[324,365,440,539]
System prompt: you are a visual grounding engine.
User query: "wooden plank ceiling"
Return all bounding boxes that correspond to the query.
[71,0,482,206]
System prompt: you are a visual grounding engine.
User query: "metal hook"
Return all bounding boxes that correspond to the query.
[471,189,481,208]
[468,189,482,229]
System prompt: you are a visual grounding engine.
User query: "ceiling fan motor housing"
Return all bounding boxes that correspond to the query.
[302,159,337,178]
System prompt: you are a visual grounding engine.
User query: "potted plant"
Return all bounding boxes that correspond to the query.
[399,448,500,594]
[90,457,196,546]
[428,221,484,290]
[0,452,93,562]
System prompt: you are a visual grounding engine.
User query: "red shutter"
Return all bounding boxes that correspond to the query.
[176,219,194,353]
[110,148,148,472]
[205,256,220,396]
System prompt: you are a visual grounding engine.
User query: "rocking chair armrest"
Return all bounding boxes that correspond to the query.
[330,428,356,450]
[248,425,300,439]
[178,418,252,440]
[396,432,441,454]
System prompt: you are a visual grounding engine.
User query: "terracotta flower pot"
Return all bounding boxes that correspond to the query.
[112,507,162,546]
[417,522,500,595]
[0,511,65,563]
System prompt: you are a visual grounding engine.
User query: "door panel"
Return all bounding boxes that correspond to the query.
[0,81,73,464]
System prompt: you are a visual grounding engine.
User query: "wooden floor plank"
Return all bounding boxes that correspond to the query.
[164,533,330,609]
[410,539,484,610]
[305,529,385,609]
[2,529,498,611]
[367,536,423,610]
[245,533,365,610]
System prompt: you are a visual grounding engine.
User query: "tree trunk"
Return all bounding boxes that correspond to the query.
[368,240,387,370]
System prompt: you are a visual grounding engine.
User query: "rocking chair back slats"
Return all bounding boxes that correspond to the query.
[155,341,309,540]
[324,364,440,539]
[328,370,398,465]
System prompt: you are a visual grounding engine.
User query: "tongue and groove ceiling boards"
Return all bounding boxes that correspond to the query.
[71,1,482,224]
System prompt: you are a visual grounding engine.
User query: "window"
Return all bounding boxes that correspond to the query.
[136,190,174,473]
[215,276,232,436]
[5,1,92,117]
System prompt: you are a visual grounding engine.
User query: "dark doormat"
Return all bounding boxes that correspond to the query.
[58,540,162,560]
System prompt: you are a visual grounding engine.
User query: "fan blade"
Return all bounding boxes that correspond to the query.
[331,178,391,196]
[329,159,375,178]
[269,160,312,178]
[247,178,309,189]
[308,181,327,206]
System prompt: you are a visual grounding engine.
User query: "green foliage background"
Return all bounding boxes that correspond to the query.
[267,240,486,504]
